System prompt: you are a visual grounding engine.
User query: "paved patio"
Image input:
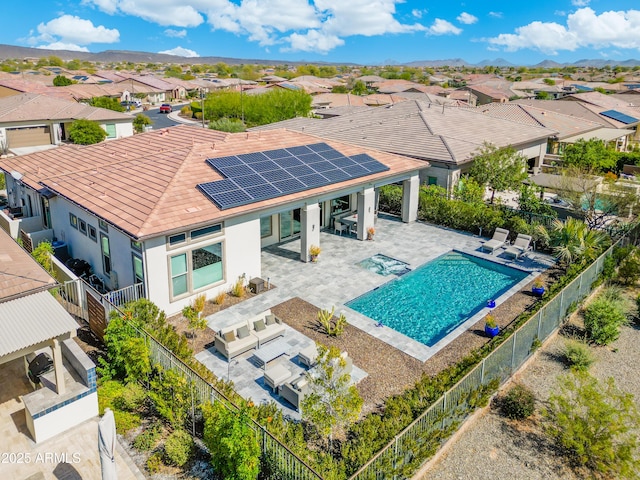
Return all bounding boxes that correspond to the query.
[0,358,145,480]
[197,214,554,415]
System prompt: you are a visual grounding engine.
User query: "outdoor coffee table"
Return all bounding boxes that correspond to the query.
[254,341,289,369]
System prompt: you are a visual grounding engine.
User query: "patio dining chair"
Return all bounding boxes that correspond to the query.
[481,227,509,254]
[334,219,348,236]
[503,233,533,260]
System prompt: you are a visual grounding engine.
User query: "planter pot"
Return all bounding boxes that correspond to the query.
[484,324,500,338]
[310,255,318,263]
[532,286,545,297]
[487,300,496,309]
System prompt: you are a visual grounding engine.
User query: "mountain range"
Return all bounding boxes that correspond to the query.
[0,44,638,68]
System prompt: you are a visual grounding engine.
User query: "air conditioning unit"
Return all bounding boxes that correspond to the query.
[109,270,119,290]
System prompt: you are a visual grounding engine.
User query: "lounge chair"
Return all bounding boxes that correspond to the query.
[481,228,510,254]
[503,233,533,260]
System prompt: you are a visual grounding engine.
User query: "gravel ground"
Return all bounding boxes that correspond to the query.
[423,288,640,480]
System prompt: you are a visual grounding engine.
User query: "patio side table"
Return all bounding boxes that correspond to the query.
[249,277,265,294]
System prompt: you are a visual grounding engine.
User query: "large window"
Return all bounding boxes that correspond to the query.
[260,216,272,238]
[104,124,116,138]
[169,242,224,298]
[132,254,144,284]
[167,223,222,249]
[331,195,350,216]
[101,234,111,275]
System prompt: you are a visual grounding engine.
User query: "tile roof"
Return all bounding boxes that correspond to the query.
[0,93,133,123]
[512,98,617,128]
[0,228,56,302]
[0,126,425,240]
[253,100,556,165]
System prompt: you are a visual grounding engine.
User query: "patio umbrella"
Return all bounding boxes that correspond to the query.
[98,408,118,480]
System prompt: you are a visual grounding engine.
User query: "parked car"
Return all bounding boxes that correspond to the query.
[120,99,142,108]
[159,103,172,113]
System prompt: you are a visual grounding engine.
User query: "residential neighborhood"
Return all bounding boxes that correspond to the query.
[1,49,640,480]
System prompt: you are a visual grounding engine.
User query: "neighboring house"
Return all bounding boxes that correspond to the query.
[0,93,134,154]
[458,85,510,105]
[252,99,556,191]
[0,126,425,316]
[114,75,178,103]
[0,227,98,443]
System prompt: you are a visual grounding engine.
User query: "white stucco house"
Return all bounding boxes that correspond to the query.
[0,126,426,316]
[0,93,134,154]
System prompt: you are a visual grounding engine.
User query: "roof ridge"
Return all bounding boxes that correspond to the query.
[438,135,457,162]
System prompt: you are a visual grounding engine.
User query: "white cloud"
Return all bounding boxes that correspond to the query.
[427,19,462,36]
[489,12,503,19]
[488,8,640,54]
[572,0,590,6]
[164,29,187,38]
[554,10,567,17]
[159,46,199,57]
[82,0,427,53]
[412,9,426,19]
[37,42,90,52]
[457,12,477,25]
[28,15,119,48]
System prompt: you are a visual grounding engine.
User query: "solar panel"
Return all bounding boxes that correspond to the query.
[286,145,313,156]
[250,160,280,173]
[198,143,390,209]
[600,109,639,125]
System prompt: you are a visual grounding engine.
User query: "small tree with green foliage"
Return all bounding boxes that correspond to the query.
[100,310,151,382]
[453,176,485,204]
[468,142,528,203]
[89,96,125,112]
[543,372,640,478]
[31,241,55,276]
[133,114,153,133]
[562,138,616,172]
[301,344,363,449]
[202,402,260,480]
[68,119,107,145]
[517,184,556,216]
[149,368,193,429]
[52,75,73,86]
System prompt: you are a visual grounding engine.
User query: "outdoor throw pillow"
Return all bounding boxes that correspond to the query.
[223,330,235,342]
[254,319,266,332]
[237,325,250,339]
[266,314,276,325]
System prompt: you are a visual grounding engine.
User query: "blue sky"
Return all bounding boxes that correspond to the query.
[2,0,640,65]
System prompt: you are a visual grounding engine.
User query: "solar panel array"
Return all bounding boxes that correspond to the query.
[198,142,390,210]
[600,109,639,125]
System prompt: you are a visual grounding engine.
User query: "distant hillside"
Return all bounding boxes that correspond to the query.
[0,43,638,68]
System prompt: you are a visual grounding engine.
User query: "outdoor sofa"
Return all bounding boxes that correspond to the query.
[214,309,286,359]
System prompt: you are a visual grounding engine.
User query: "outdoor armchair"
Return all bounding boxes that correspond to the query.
[481,228,510,254]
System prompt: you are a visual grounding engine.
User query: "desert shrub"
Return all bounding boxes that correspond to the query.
[317,306,347,337]
[146,451,164,474]
[601,254,616,281]
[214,291,226,305]
[97,381,142,433]
[230,276,246,297]
[209,117,246,133]
[562,340,595,371]
[133,424,162,451]
[583,295,628,345]
[149,368,193,429]
[164,429,194,467]
[497,383,535,420]
[180,105,192,116]
[114,382,146,411]
[543,372,640,478]
[617,247,640,284]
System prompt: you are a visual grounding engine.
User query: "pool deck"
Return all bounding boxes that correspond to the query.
[196,215,554,415]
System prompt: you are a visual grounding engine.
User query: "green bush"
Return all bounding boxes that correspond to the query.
[617,247,640,284]
[146,451,164,474]
[97,381,142,433]
[543,373,640,478]
[68,118,107,145]
[133,425,161,451]
[562,340,595,371]
[164,429,194,467]
[583,296,628,345]
[497,383,535,420]
[114,382,146,411]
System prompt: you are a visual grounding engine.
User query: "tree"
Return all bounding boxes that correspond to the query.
[31,241,55,276]
[301,344,363,448]
[202,402,260,480]
[133,114,153,133]
[453,176,485,204]
[68,119,107,145]
[468,142,528,203]
[536,217,609,267]
[562,138,616,172]
[181,294,207,343]
[543,372,640,478]
[100,310,151,382]
[52,75,73,86]
[517,184,556,216]
[89,96,125,112]
[351,80,367,96]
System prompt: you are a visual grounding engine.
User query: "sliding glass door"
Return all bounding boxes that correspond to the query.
[279,208,301,240]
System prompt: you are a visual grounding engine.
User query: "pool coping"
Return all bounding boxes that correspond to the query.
[342,248,542,363]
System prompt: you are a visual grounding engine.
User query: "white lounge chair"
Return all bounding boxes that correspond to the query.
[503,233,533,260]
[481,228,510,254]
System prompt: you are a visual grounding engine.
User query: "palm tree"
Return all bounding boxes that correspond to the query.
[537,218,609,267]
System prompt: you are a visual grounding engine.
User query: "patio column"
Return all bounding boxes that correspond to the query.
[51,338,65,395]
[402,174,419,223]
[300,203,320,262]
[356,188,375,241]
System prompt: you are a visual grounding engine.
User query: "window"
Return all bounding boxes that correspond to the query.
[191,224,222,240]
[69,213,78,229]
[88,225,97,242]
[169,233,186,246]
[170,253,188,296]
[169,241,224,298]
[99,219,109,232]
[104,124,116,138]
[132,254,144,284]
[79,219,87,235]
[131,240,142,252]
[428,176,438,186]
[101,234,111,275]
[260,216,272,238]
[41,197,51,229]
[167,223,223,248]
[331,195,350,216]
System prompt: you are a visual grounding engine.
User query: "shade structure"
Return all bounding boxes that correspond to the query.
[98,408,117,480]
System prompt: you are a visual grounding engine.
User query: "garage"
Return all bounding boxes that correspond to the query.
[6,126,51,148]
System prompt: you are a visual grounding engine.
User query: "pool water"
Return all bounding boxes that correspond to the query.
[357,254,411,276]
[346,251,529,347]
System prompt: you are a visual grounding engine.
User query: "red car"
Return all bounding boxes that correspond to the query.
[159,103,172,113]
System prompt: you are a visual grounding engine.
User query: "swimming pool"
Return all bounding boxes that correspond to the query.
[346,251,529,347]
